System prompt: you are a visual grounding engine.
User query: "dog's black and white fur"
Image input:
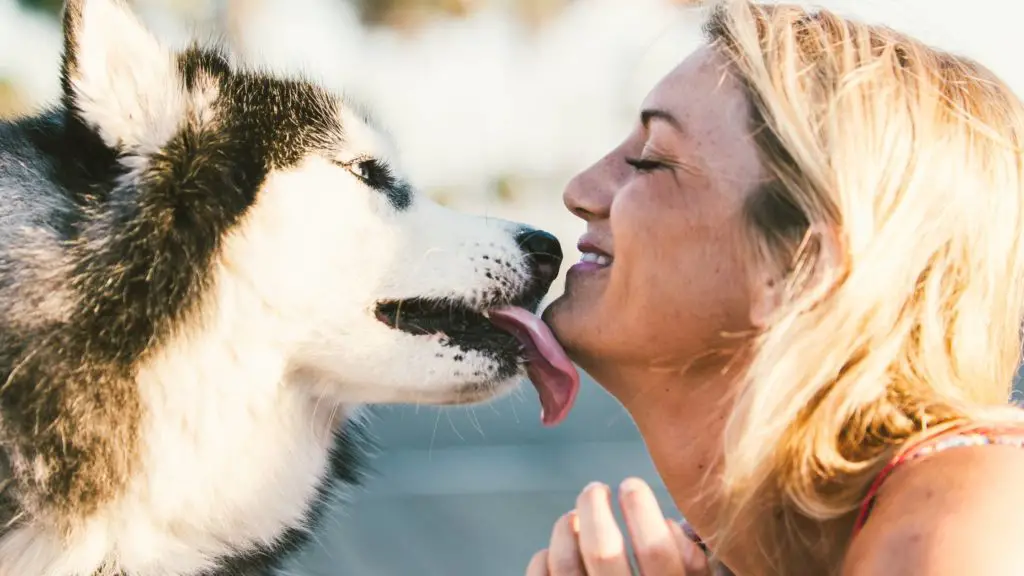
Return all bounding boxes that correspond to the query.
[0,0,563,573]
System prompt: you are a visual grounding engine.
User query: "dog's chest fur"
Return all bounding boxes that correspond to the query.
[0,315,366,576]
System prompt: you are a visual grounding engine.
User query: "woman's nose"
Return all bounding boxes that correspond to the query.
[563,159,615,222]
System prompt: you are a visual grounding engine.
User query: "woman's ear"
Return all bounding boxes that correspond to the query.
[748,223,843,331]
[749,271,783,331]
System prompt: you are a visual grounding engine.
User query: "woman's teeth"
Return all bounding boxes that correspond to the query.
[580,252,612,266]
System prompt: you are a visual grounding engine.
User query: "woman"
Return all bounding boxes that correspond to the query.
[526,1,1024,574]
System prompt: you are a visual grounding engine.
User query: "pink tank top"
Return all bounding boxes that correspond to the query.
[683,421,1024,560]
[851,420,1024,536]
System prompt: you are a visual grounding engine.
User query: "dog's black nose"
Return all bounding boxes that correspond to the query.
[516,228,563,288]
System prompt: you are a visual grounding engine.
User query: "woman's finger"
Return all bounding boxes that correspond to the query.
[576,482,634,576]
[669,519,711,574]
[527,549,551,576]
[547,511,586,576]
[618,477,686,575]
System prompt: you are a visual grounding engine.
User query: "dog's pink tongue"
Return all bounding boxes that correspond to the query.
[488,306,580,427]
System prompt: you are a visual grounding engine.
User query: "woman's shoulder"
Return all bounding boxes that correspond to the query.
[842,429,1024,576]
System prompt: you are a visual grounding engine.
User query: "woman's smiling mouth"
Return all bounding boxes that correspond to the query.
[571,239,613,273]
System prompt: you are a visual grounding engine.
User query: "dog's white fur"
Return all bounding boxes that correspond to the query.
[0,0,537,573]
[70,0,187,156]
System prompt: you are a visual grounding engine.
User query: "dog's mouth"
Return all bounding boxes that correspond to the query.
[374,298,497,341]
[373,298,579,426]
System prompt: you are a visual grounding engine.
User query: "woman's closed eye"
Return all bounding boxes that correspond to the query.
[625,156,671,173]
[625,151,704,179]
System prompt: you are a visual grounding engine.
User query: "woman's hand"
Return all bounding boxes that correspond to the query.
[526,478,713,575]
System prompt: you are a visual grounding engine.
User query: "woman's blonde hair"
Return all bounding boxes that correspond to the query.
[705,1,1024,571]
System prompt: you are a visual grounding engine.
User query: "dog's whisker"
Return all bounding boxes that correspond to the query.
[445,411,466,443]
[429,409,442,462]
[468,407,485,438]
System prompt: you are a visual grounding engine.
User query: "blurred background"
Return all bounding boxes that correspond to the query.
[2,0,1024,574]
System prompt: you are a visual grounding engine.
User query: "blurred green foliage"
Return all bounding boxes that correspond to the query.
[355,0,474,27]
[12,0,483,22]
[10,0,569,29]
[16,0,62,17]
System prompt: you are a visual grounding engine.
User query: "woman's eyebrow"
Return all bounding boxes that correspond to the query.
[640,108,685,133]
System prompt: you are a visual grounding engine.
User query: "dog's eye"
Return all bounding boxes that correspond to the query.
[341,157,394,190]
[348,161,371,181]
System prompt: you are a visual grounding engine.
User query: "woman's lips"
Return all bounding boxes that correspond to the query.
[573,239,613,273]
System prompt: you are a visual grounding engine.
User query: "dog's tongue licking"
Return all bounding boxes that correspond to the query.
[488,306,580,427]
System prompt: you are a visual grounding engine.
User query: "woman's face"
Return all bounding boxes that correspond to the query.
[544,47,766,392]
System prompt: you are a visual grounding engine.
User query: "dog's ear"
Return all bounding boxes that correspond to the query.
[60,0,184,153]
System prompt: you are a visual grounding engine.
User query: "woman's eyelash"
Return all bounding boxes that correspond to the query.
[625,157,668,172]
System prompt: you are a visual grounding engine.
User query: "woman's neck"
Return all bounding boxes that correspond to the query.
[588,360,737,539]
[593,360,852,576]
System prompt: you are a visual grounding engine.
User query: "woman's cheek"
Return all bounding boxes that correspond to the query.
[609,185,647,239]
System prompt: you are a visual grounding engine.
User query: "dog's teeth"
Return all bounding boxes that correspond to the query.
[482,310,490,319]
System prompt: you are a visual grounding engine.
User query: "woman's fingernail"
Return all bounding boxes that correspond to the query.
[584,481,608,495]
[568,510,579,533]
[619,477,644,496]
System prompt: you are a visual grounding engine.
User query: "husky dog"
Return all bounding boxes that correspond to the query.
[0,0,580,573]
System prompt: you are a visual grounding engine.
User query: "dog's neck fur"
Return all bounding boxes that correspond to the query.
[0,263,352,576]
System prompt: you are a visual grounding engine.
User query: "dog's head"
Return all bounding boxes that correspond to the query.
[59,0,577,414]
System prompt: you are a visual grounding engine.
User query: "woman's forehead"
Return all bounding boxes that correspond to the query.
[641,47,744,127]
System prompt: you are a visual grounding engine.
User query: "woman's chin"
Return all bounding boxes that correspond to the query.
[541,295,587,357]
[541,298,606,375]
